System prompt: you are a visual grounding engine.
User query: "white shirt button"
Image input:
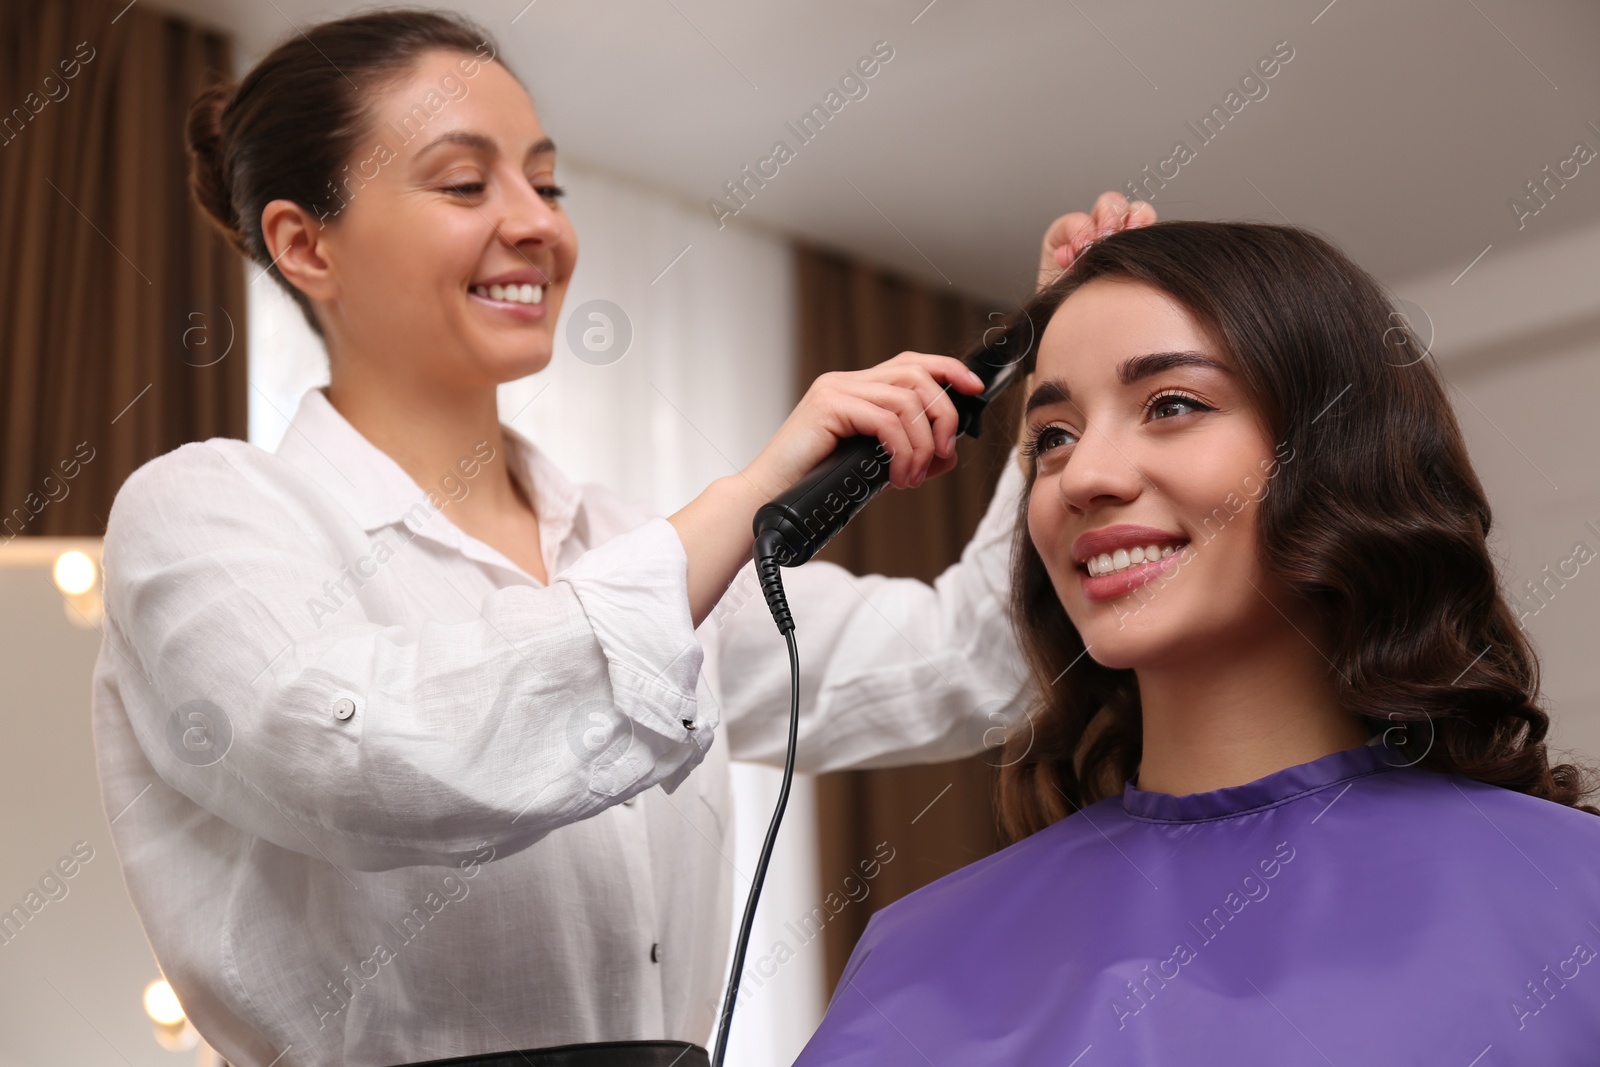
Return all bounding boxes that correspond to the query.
[332,697,356,721]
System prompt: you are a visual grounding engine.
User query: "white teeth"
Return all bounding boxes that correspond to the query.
[473,283,544,305]
[1086,542,1185,577]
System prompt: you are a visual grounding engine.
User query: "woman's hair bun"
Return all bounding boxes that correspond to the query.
[185,81,246,256]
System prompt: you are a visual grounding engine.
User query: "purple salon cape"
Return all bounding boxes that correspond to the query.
[792,738,1600,1065]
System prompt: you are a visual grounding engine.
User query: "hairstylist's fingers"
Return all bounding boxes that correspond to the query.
[804,373,920,486]
[906,369,964,461]
[855,356,972,458]
[837,380,937,487]
[901,374,959,462]
[1086,190,1157,243]
[869,352,985,396]
[833,393,918,488]
[1038,192,1160,286]
[1039,211,1090,285]
[889,355,985,435]
[1090,190,1131,236]
[742,353,985,499]
[870,353,982,459]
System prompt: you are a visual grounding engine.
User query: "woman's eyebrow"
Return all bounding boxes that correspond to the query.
[413,130,557,162]
[1024,350,1229,416]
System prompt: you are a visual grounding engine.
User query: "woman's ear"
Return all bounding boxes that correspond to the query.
[261,197,338,304]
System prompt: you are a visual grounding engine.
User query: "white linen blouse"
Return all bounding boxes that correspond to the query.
[90,384,1029,1067]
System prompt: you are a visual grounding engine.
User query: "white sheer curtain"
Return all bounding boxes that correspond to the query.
[246,156,824,1066]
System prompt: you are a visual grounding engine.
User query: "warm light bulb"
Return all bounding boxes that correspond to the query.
[143,979,185,1026]
[53,550,97,595]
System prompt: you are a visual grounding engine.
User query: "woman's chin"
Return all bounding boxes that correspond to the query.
[1081,640,1144,672]
[472,336,555,382]
[1067,607,1186,672]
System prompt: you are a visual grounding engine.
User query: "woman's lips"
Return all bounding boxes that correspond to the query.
[469,289,547,321]
[1078,543,1190,602]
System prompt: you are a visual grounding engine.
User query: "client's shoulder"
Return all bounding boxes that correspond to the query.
[1372,765,1600,882]
[1388,763,1600,834]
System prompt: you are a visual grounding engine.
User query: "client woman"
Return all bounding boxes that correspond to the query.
[793,221,1600,1063]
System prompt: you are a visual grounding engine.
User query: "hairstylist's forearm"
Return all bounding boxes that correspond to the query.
[669,473,769,629]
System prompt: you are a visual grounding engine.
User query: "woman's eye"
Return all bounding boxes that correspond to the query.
[1024,425,1076,459]
[443,182,565,202]
[1148,393,1212,420]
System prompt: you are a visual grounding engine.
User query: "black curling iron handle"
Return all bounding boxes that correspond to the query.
[751,433,895,568]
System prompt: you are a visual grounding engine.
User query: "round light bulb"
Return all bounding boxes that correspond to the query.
[53,550,97,596]
[143,979,185,1026]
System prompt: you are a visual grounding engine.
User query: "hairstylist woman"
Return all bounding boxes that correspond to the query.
[88,9,1156,1067]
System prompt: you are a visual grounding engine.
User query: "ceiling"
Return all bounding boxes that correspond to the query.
[147,0,1600,305]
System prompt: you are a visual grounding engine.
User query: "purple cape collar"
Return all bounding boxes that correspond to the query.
[1120,737,1401,823]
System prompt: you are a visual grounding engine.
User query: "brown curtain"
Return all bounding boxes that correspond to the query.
[0,0,247,539]
[794,243,1026,997]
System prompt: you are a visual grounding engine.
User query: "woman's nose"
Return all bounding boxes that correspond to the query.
[1051,419,1145,513]
[496,173,562,245]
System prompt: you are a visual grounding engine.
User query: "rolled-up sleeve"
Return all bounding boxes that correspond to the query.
[715,450,1031,773]
[100,441,712,872]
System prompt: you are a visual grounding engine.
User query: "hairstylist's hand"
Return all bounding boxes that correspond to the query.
[1037,190,1158,290]
[742,352,986,501]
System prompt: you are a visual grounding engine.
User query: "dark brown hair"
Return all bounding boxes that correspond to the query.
[184,7,505,338]
[996,220,1599,841]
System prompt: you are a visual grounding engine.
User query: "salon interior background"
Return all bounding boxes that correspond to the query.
[3,0,1599,1064]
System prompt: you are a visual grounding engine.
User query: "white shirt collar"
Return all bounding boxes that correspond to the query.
[272,385,582,578]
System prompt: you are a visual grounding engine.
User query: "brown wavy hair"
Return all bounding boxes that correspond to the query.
[184,8,507,339]
[996,220,1600,842]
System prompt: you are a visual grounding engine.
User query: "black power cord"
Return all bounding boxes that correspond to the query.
[710,528,798,1067]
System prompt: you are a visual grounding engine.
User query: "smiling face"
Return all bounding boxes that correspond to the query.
[302,49,577,390]
[1023,277,1297,671]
